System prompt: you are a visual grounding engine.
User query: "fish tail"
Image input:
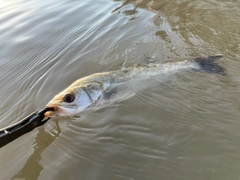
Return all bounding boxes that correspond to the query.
[193,55,226,75]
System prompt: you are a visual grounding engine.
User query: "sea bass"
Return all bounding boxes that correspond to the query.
[45,55,225,117]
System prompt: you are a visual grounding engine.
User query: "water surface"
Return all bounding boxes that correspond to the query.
[1,0,240,179]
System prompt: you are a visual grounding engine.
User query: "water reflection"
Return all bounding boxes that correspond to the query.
[114,0,240,57]
[11,122,60,180]
[0,0,240,179]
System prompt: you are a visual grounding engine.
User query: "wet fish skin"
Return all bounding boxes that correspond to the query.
[45,55,225,117]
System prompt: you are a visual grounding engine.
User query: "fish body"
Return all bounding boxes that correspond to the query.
[45,55,225,117]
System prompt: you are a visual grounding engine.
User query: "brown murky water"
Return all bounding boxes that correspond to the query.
[1,0,240,179]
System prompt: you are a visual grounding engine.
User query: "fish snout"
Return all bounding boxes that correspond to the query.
[45,104,58,117]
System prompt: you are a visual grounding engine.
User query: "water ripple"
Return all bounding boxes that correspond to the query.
[1,0,240,180]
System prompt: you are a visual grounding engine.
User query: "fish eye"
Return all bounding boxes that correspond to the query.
[63,93,75,103]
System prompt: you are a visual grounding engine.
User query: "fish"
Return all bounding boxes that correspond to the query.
[45,55,225,117]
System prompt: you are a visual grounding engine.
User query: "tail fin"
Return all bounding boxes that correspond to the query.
[194,55,226,75]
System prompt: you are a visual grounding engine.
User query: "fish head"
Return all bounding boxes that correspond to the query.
[45,81,104,117]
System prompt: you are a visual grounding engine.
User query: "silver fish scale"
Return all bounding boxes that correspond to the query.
[84,82,104,102]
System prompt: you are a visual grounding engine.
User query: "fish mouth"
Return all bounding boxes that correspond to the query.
[45,104,75,117]
[45,104,59,117]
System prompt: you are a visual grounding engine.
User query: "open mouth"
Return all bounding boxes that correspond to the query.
[44,104,59,117]
[45,104,76,117]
